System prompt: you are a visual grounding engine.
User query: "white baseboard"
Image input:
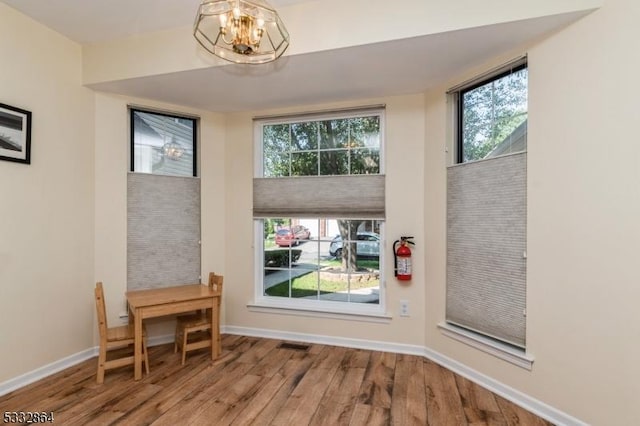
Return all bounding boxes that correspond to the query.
[223,325,426,356]
[422,346,587,426]
[0,348,97,397]
[0,326,586,425]
[0,335,174,397]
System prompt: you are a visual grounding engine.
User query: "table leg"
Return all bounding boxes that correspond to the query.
[217,296,222,356]
[211,296,220,359]
[134,308,143,380]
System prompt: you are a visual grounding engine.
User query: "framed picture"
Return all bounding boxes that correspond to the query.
[0,103,32,164]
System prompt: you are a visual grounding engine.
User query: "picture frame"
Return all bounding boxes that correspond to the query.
[0,102,32,164]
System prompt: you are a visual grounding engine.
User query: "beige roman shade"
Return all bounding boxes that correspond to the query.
[253,175,385,219]
[446,152,527,348]
[127,173,201,290]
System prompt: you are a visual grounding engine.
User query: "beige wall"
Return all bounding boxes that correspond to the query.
[224,94,427,345]
[423,0,640,424]
[93,93,227,335]
[2,0,639,423]
[0,4,94,382]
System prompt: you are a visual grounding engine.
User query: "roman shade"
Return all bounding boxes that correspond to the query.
[127,173,201,290]
[446,152,527,348]
[253,174,385,219]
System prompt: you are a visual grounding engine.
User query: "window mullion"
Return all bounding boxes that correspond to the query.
[347,119,352,175]
[288,124,292,177]
[316,120,321,176]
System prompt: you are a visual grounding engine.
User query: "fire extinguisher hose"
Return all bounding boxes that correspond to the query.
[393,240,400,276]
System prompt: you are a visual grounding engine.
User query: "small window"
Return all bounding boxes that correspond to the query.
[457,62,528,163]
[130,108,197,177]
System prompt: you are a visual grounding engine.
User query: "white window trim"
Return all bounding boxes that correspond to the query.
[438,322,534,370]
[253,108,386,316]
[246,302,392,324]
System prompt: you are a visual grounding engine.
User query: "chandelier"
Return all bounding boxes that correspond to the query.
[194,0,290,65]
[162,138,184,160]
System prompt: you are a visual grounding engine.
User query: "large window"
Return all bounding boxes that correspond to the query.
[254,108,385,313]
[446,58,528,351]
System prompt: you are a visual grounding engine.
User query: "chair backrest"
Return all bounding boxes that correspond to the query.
[94,282,108,339]
[208,272,224,295]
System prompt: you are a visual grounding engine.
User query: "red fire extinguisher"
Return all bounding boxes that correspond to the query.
[393,236,415,281]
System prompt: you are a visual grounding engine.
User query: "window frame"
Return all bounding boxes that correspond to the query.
[455,61,528,164]
[253,108,386,316]
[129,107,198,177]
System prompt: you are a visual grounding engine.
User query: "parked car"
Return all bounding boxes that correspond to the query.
[329,232,380,258]
[274,225,311,247]
[292,225,311,240]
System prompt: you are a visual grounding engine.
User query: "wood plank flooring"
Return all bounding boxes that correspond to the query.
[0,335,553,425]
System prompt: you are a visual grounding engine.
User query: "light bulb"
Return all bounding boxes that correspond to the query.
[219,13,227,27]
[257,18,265,28]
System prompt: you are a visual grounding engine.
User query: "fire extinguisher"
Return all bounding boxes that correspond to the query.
[393,236,415,281]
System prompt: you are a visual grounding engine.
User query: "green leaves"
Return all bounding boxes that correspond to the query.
[262,116,381,177]
[462,68,528,162]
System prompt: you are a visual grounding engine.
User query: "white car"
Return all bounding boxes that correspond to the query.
[329,232,380,258]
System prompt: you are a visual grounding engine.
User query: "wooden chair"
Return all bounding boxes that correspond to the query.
[174,272,223,365]
[94,282,149,384]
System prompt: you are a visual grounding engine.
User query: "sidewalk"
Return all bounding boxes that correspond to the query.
[263,264,317,289]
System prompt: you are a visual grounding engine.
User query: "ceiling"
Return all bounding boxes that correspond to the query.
[1,0,313,44]
[1,1,592,112]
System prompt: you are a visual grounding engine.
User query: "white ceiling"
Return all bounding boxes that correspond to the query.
[1,0,313,44]
[1,0,592,112]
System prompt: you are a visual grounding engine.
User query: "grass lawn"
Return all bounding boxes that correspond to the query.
[319,258,379,270]
[265,270,379,298]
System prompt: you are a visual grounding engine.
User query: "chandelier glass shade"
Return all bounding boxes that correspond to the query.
[194,0,290,64]
[162,139,184,160]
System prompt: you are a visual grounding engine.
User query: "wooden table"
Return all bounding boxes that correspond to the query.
[126,284,221,380]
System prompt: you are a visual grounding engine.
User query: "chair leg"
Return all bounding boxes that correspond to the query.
[96,346,106,384]
[143,336,150,375]
[181,328,188,365]
[174,323,181,353]
[216,308,222,356]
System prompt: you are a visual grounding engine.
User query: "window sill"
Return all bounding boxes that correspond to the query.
[247,300,392,324]
[438,322,534,370]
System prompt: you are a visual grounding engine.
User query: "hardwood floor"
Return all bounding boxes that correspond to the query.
[0,335,552,425]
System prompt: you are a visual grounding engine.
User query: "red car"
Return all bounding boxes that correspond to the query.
[275,225,311,246]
